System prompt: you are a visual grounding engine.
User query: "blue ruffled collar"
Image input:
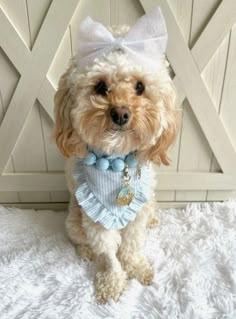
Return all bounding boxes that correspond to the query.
[72,155,151,230]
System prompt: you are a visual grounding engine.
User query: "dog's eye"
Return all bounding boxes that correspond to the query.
[135,81,145,95]
[94,80,108,96]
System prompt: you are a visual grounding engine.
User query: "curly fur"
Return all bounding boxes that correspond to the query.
[54,26,179,303]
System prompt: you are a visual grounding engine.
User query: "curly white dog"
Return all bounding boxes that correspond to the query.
[53,7,179,303]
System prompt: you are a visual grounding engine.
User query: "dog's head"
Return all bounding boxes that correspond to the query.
[54,16,179,165]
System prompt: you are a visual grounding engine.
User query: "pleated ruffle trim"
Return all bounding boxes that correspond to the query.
[73,159,150,230]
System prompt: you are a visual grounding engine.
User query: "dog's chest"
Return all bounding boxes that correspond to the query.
[72,157,151,230]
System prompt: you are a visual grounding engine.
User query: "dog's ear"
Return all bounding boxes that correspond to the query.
[53,70,86,158]
[138,87,179,166]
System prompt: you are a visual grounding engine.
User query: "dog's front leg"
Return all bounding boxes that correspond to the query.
[118,203,154,285]
[82,213,127,304]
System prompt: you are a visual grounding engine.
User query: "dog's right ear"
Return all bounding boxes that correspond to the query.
[53,70,86,158]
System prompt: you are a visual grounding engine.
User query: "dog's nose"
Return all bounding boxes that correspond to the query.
[110,107,130,126]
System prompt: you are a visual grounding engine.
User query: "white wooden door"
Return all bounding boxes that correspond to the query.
[0,0,236,208]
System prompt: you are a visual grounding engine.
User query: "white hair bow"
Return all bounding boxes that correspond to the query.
[77,6,168,72]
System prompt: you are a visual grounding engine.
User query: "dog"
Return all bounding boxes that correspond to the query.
[53,7,179,303]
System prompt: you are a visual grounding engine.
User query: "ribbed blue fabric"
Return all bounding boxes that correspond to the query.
[72,156,151,230]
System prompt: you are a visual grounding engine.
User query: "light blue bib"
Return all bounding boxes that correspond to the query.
[72,156,150,230]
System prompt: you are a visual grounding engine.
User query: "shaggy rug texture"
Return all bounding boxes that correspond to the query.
[0,202,236,319]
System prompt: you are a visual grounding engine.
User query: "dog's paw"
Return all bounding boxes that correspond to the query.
[122,257,154,285]
[147,215,160,229]
[76,244,95,262]
[95,270,127,304]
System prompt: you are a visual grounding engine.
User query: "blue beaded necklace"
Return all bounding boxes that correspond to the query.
[82,150,140,206]
[83,151,138,172]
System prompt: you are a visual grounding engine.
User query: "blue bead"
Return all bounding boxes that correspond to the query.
[125,154,138,168]
[83,152,96,165]
[96,158,109,171]
[111,158,125,172]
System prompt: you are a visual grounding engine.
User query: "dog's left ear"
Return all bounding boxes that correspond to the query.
[138,86,179,166]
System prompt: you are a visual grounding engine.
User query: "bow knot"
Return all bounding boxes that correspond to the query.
[77,6,168,73]
[113,37,125,52]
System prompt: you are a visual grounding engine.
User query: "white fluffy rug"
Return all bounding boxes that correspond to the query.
[1,202,236,319]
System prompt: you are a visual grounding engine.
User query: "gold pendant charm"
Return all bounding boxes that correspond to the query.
[116,186,135,206]
[116,163,135,206]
